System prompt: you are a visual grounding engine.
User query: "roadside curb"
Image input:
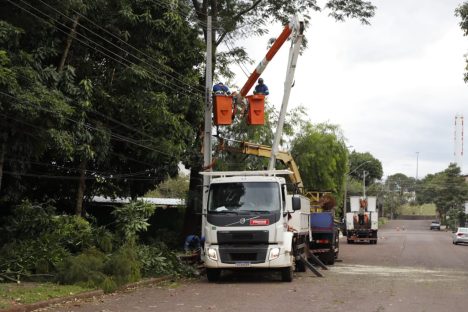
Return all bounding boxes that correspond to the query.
[0,276,171,312]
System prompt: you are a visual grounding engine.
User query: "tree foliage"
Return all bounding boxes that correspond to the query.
[416,163,468,224]
[0,0,204,214]
[456,2,468,82]
[348,151,383,185]
[386,173,415,196]
[145,174,190,199]
[291,122,348,204]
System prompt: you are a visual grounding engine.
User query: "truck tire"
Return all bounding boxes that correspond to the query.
[347,239,354,244]
[281,266,294,282]
[320,251,335,265]
[295,258,306,272]
[206,268,221,282]
[334,233,340,259]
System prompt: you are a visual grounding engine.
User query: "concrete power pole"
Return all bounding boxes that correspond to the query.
[202,16,213,235]
[363,170,367,198]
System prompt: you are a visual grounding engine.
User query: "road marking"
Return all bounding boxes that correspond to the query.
[331,264,468,282]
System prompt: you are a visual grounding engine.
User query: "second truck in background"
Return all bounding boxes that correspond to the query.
[345,196,378,244]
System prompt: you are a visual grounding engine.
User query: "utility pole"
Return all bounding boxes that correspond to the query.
[415,151,419,205]
[416,152,419,180]
[363,170,367,198]
[202,16,213,236]
[343,176,348,216]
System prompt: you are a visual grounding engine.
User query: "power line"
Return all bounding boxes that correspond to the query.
[1,170,165,181]
[223,37,250,78]
[8,0,202,99]
[34,0,205,94]
[0,90,177,158]
[7,68,197,145]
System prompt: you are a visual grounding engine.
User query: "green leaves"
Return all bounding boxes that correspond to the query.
[291,122,348,201]
[348,151,383,184]
[112,201,156,242]
[0,0,204,208]
[455,2,468,82]
[417,164,468,223]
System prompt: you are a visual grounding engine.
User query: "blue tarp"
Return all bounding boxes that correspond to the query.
[310,212,334,232]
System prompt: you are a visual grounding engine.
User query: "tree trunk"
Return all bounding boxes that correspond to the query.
[0,141,5,191]
[75,159,87,216]
[58,16,80,73]
[182,164,203,241]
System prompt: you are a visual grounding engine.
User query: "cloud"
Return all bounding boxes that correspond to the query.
[230,0,468,178]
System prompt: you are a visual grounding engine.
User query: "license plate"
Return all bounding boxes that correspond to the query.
[235,262,251,267]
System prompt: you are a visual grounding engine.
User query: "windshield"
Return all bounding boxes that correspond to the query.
[208,182,281,213]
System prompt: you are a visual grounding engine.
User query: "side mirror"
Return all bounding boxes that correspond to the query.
[292,195,301,211]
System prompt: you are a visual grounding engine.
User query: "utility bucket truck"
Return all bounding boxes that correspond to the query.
[345,196,378,244]
[201,170,310,282]
[202,15,307,282]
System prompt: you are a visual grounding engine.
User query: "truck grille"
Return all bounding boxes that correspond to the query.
[217,230,269,244]
[219,244,268,264]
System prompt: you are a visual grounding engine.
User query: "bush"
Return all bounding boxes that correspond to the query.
[137,243,197,278]
[93,227,114,253]
[0,201,96,277]
[53,215,94,253]
[112,201,155,242]
[56,248,107,287]
[0,201,55,243]
[104,243,140,286]
[0,238,70,276]
[100,277,118,293]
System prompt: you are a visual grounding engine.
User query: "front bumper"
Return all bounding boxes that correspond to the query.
[203,244,292,269]
[453,237,468,244]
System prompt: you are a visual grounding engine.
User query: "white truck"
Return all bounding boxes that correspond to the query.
[201,170,310,282]
[345,196,378,244]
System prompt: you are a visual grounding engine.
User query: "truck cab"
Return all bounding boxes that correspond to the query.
[201,171,310,282]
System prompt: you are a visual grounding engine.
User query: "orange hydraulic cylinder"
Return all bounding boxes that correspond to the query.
[246,95,265,125]
[213,95,233,125]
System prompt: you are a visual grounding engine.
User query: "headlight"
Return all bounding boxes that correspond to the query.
[207,248,218,261]
[269,247,280,260]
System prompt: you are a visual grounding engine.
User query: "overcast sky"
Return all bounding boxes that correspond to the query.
[228,0,468,179]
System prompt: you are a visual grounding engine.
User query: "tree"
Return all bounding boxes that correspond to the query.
[145,174,190,199]
[0,0,205,216]
[348,151,383,185]
[417,164,468,224]
[291,122,348,210]
[386,173,416,202]
[456,2,468,82]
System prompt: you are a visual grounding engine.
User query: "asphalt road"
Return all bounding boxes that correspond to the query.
[47,220,468,312]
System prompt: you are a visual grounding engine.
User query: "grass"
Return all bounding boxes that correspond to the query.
[0,283,93,310]
[400,203,436,216]
[378,217,389,227]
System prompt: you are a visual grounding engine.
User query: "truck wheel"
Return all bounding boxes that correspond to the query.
[334,236,340,259]
[320,251,335,265]
[281,266,293,282]
[206,268,221,282]
[295,258,306,272]
[347,239,353,244]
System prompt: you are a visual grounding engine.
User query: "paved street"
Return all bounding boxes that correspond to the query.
[47,220,468,312]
